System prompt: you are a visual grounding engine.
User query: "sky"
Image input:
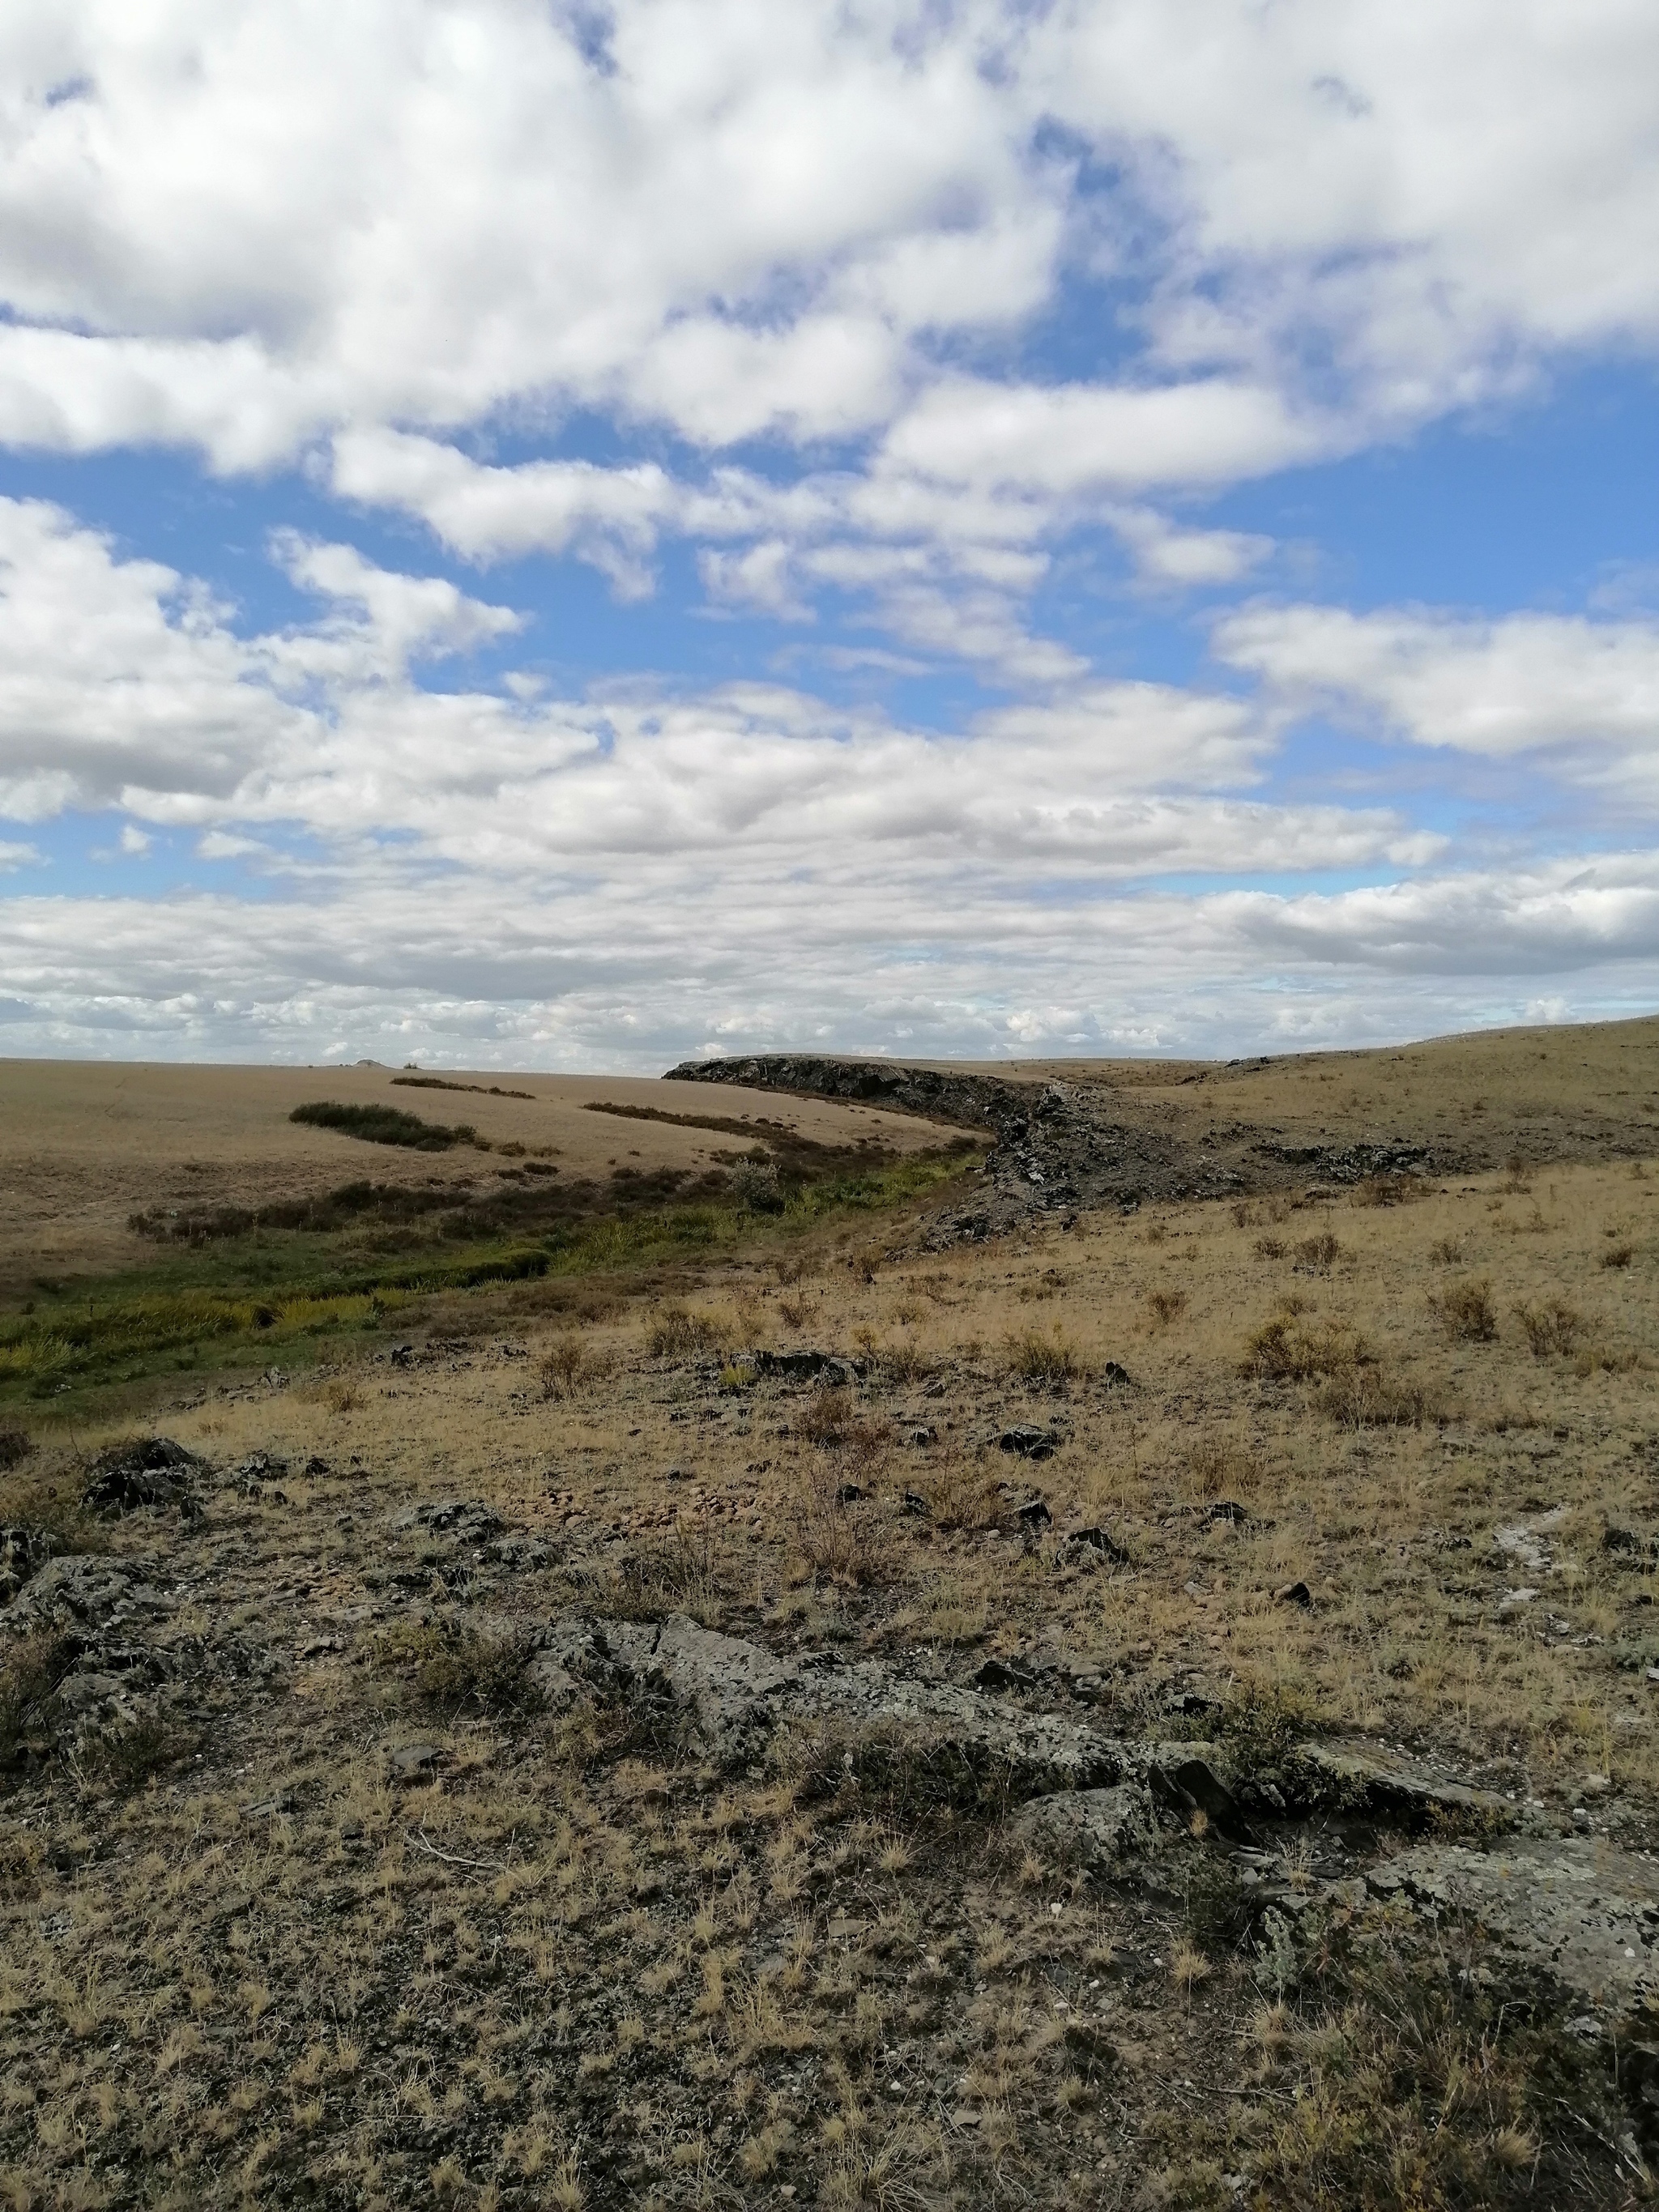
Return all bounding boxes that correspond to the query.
[2,2,1659,1072]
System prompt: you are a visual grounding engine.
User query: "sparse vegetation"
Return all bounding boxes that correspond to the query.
[1513,1294,1584,1357]
[1004,1323,1081,1383]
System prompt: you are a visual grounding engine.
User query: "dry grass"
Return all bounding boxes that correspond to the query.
[2,1026,1657,2209]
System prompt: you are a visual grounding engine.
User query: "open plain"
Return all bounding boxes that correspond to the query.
[2,1020,1659,2210]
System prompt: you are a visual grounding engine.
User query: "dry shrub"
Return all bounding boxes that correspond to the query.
[647,1304,728,1357]
[612,1526,721,1625]
[0,1631,76,1767]
[797,1387,855,1447]
[1316,1365,1435,1430]
[0,1430,32,1473]
[1185,1436,1260,1498]
[1427,1275,1496,1342]
[539,1335,611,1400]
[1254,1235,1287,1260]
[0,1469,102,1557]
[1005,1326,1081,1385]
[879,1338,931,1385]
[1293,1231,1340,1274]
[1601,1241,1636,1270]
[1513,1297,1582,1357]
[1427,1235,1467,1266]
[1242,1314,1367,1383]
[850,1246,883,1285]
[911,1442,998,1532]
[1496,1153,1533,1194]
[777,1291,814,1329]
[377,1620,542,1716]
[791,1481,899,1588]
[1146,1288,1190,1326]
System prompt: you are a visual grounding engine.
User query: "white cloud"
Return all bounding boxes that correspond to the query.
[1213,603,1659,795]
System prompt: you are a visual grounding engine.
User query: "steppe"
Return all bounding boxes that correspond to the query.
[2,1018,1658,2211]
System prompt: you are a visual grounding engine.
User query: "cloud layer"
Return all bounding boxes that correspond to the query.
[3,4,1659,1060]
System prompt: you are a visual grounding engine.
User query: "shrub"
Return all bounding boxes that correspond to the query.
[1292,1232,1340,1274]
[1513,1297,1582,1357]
[289,1100,480,1151]
[0,1430,31,1473]
[1254,1235,1287,1260]
[1601,1241,1636,1270]
[646,1304,727,1357]
[1352,1173,1424,1207]
[1427,1235,1467,1265]
[728,1155,784,1213]
[87,1715,195,1791]
[1427,1275,1497,1342]
[539,1336,609,1400]
[1145,1288,1190,1325]
[1005,1326,1081,1385]
[1242,1315,1367,1383]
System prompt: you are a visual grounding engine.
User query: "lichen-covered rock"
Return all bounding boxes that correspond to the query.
[4,1554,170,1636]
[81,1438,203,1515]
[1366,1837,1659,2016]
[1011,1784,1160,1869]
[1294,1741,1516,1827]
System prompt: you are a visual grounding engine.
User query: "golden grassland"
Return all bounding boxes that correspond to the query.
[1,1022,1657,2210]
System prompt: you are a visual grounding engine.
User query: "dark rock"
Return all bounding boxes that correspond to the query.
[974,1656,1039,1693]
[999,1425,1056,1460]
[1017,1498,1052,1532]
[834,1482,868,1506]
[388,1743,441,1784]
[906,1426,936,1447]
[390,1343,416,1368]
[748,1349,864,1384]
[1203,1500,1250,1528]
[0,1430,32,1473]
[394,1498,505,1543]
[1273,1579,1312,1607]
[81,1438,203,1516]
[6,1554,170,1635]
[901,1490,931,1517]
[1064,1525,1128,1564]
[302,1456,333,1477]
[1100,1362,1134,1389]
[1604,1525,1650,1556]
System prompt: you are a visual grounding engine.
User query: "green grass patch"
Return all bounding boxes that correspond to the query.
[0,1149,973,1405]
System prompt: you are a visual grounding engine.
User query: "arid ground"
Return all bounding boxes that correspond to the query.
[2,1021,1658,2210]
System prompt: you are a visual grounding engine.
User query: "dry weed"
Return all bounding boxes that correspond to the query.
[1427,1276,1497,1342]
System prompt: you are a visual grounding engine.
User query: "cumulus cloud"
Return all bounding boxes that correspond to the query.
[1214,603,1659,797]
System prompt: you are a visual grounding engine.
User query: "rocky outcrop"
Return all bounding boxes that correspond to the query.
[1367,1837,1659,2018]
[81,1438,203,1515]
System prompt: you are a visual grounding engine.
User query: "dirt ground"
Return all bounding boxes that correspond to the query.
[2,1020,1657,2210]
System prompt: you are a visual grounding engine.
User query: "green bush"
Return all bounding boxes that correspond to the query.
[290,1100,481,1151]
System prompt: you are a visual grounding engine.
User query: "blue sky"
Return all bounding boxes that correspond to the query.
[2,2,1658,1069]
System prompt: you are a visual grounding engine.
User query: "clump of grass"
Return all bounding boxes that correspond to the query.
[1292,1232,1340,1273]
[1601,1240,1636,1269]
[0,1430,32,1473]
[1145,1288,1189,1326]
[646,1304,728,1357]
[728,1155,783,1213]
[0,1468,103,1557]
[1427,1234,1468,1265]
[1254,1235,1287,1259]
[1495,1153,1533,1194]
[1185,1435,1260,1498]
[1316,1365,1435,1430]
[86,1715,196,1792]
[1427,1275,1497,1342]
[1513,1297,1582,1357]
[0,1631,76,1769]
[1004,1325,1081,1385]
[290,1100,484,1151]
[377,1621,542,1716]
[612,1527,722,1625]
